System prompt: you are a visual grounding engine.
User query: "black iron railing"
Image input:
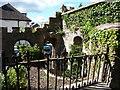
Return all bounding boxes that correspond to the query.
[2,52,111,90]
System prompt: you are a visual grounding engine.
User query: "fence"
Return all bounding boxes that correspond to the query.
[2,52,111,90]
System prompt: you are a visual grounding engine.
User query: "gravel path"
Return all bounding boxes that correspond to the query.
[29,67,70,89]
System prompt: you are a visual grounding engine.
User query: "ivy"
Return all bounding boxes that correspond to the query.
[62,1,120,28]
[62,1,120,60]
[68,45,83,56]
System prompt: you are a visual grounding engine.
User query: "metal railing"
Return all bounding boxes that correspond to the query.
[2,52,111,90]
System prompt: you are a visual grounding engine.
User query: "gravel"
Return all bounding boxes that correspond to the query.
[29,67,70,89]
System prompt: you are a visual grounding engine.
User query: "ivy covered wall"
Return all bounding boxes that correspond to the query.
[62,1,119,28]
[62,1,120,58]
[62,1,120,89]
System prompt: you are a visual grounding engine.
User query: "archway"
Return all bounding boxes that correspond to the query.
[44,38,57,58]
[14,40,31,54]
[73,36,82,46]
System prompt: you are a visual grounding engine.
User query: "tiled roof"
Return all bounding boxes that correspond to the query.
[0,3,31,21]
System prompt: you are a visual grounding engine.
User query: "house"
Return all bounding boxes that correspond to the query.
[0,3,31,32]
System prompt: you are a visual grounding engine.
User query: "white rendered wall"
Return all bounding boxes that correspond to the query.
[0,20,30,32]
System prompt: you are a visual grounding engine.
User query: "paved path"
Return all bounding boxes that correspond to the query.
[80,83,111,90]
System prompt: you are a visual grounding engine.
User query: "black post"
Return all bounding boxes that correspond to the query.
[2,51,8,90]
[79,57,82,78]
[26,51,31,90]
[81,57,85,86]
[46,54,49,90]
[55,59,58,90]
[76,58,79,88]
[63,52,67,90]
[38,66,40,90]
[69,56,74,89]
[15,59,20,90]
[62,59,65,90]
[92,55,97,83]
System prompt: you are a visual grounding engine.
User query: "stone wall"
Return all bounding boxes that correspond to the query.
[62,20,120,89]
[62,20,86,53]
[2,27,65,63]
[1,12,65,64]
[2,27,45,63]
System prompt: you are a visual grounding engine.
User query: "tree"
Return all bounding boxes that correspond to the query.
[78,3,82,7]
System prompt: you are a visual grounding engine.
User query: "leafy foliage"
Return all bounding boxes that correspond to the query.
[56,29,65,35]
[62,1,120,60]
[62,1,119,28]
[64,45,83,79]
[17,44,42,60]
[64,59,80,79]
[68,45,83,56]
[7,66,28,89]
[78,3,82,7]
[1,66,28,89]
[80,21,119,55]
[0,73,4,89]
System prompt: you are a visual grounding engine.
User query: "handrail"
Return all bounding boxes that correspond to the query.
[2,53,111,89]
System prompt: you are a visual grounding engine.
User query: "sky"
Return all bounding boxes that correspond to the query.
[0,0,96,24]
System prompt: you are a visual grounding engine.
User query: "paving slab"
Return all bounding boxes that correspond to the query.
[80,83,111,90]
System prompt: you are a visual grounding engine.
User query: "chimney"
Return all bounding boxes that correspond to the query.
[22,13,27,16]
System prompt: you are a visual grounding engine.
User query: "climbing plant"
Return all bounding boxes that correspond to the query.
[62,1,120,60]
[80,22,119,55]
[68,44,83,56]
[62,1,120,28]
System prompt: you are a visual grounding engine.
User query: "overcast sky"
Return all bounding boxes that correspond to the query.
[0,0,96,24]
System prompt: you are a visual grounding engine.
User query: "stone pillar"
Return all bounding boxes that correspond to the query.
[110,30,120,89]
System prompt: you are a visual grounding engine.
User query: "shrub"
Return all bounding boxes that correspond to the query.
[68,45,83,56]
[3,65,28,89]
[64,59,80,79]
[64,45,83,79]
[17,44,42,60]
[0,73,4,89]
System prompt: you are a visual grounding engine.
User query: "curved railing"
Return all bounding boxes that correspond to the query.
[2,52,111,90]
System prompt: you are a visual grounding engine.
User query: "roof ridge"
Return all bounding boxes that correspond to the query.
[1,3,31,21]
[2,3,21,13]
